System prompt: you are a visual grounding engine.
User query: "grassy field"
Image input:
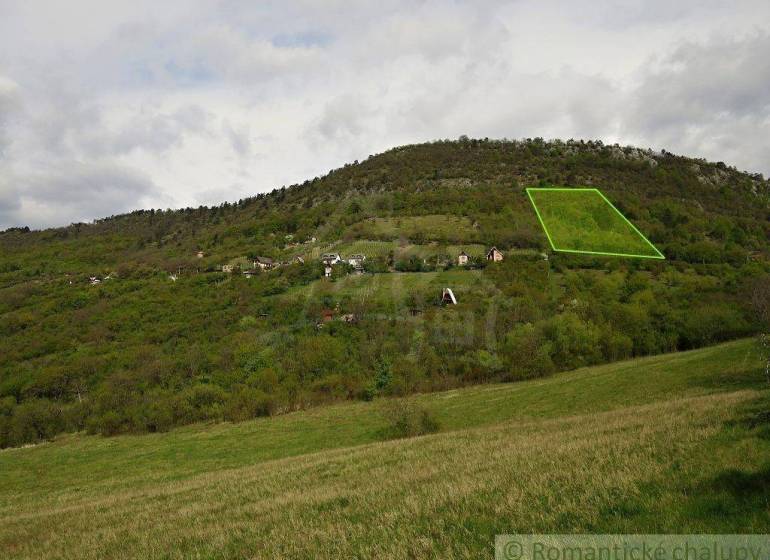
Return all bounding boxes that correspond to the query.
[1,339,768,558]
[277,269,484,308]
[527,188,663,258]
[347,215,481,242]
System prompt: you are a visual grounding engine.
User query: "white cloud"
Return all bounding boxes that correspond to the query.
[0,1,769,229]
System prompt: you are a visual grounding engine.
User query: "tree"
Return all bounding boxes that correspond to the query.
[751,276,770,383]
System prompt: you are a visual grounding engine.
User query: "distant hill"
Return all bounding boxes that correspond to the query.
[1,138,768,447]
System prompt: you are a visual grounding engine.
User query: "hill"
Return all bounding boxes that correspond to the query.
[1,339,768,558]
[0,138,769,446]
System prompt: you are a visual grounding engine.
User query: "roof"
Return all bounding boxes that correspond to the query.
[255,256,274,264]
[458,251,469,256]
[442,288,457,305]
[486,247,502,256]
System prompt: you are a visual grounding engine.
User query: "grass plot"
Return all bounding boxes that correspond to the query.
[527,188,664,258]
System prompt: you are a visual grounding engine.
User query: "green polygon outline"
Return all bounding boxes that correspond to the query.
[526,187,665,260]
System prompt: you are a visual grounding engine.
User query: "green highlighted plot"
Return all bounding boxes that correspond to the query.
[526,188,664,259]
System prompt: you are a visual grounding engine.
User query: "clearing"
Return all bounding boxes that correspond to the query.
[527,188,665,258]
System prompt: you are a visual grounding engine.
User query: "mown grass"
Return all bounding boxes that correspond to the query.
[0,339,767,559]
[528,188,661,256]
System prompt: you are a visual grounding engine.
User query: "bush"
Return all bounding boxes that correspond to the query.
[379,400,440,440]
[7,399,62,446]
[224,386,276,422]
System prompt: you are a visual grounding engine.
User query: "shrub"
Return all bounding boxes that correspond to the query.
[224,386,275,422]
[379,400,440,440]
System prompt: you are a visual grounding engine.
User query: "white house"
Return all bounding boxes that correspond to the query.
[486,247,504,262]
[347,254,366,270]
[441,287,457,305]
[457,251,469,266]
[321,253,342,265]
[254,256,274,270]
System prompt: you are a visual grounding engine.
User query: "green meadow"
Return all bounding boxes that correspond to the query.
[1,338,768,559]
[527,188,664,258]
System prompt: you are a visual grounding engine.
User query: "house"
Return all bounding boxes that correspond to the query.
[221,264,234,273]
[347,254,366,271]
[441,288,457,305]
[294,256,305,264]
[254,256,274,270]
[89,276,101,285]
[196,250,205,258]
[321,253,342,265]
[243,269,259,279]
[486,247,503,262]
[457,251,469,266]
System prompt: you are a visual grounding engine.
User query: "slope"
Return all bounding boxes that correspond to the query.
[0,338,768,558]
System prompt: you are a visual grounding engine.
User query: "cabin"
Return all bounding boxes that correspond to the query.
[347,254,366,272]
[321,253,342,265]
[221,264,234,273]
[441,287,457,305]
[254,256,274,270]
[196,250,205,258]
[486,247,503,262]
[457,251,469,266]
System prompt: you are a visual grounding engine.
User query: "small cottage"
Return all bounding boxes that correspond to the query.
[486,247,503,262]
[457,251,469,266]
[347,254,366,271]
[321,253,342,265]
[196,250,205,258]
[221,264,234,273]
[254,256,274,270]
[441,288,457,305]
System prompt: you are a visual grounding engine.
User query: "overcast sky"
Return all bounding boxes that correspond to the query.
[1,1,769,230]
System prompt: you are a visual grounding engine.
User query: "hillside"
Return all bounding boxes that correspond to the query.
[1,138,769,447]
[1,339,768,558]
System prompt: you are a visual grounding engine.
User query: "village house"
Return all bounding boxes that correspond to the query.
[243,269,259,279]
[441,287,457,305]
[221,264,234,273]
[347,254,366,272]
[253,256,274,270]
[486,247,503,262]
[196,250,205,258]
[321,253,342,265]
[457,251,469,266]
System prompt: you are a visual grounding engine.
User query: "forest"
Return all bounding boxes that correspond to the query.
[1,138,769,448]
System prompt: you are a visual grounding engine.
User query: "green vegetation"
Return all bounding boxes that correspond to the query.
[527,188,664,258]
[1,339,767,558]
[0,138,768,446]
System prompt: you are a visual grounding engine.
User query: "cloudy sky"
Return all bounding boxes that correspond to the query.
[1,0,769,230]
